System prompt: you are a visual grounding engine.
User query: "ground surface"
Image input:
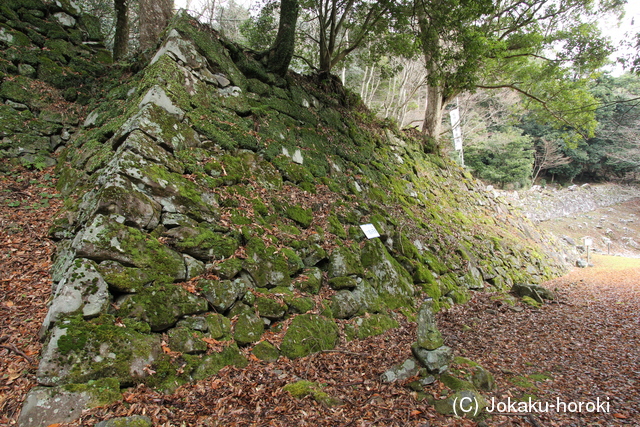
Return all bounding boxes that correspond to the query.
[1,166,639,426]
[537,197,640,258]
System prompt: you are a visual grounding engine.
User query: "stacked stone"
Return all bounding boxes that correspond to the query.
[0,0,111,168]
[411,298,453,374]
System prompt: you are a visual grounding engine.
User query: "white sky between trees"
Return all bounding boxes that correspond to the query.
[172,0,640,75]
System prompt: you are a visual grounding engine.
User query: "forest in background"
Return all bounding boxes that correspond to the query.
[74,0,640,188]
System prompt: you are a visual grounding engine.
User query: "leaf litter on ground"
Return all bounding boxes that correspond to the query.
[1,161,639,426]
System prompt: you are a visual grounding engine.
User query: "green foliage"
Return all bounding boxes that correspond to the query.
[240,1,278,51]
[521,73,640,182]
[465,127,534,188]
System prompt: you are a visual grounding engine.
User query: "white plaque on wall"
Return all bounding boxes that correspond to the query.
[360,223,380,239]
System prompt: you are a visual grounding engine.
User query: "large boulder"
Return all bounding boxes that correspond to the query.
[37,316,162,386]
[41,258,110,334]
[18,379,122,427]
[361,239,415,309]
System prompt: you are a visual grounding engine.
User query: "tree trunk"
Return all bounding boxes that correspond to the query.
[139,0,174,52]
[423,84,444,139]
[113,0,129,60]
[266,0,300,77]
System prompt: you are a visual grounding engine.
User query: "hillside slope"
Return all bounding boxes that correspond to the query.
[1,7,571,426]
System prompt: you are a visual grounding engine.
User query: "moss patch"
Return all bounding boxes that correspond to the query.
[283,380,341,407]
[280,314,339,359]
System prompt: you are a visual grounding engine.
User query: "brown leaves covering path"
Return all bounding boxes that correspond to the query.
[1,162,639,426]
[0,164,62,423]
[439,254,640,426]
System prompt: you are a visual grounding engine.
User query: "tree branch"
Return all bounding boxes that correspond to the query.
[477,83,590,138]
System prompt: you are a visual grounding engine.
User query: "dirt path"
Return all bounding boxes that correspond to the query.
[439,254,640,426]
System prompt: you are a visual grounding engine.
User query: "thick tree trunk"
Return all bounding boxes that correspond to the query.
[113,0,128,60]
[266,0,299,77]
[423,84,444,139]
[139,0,174,52]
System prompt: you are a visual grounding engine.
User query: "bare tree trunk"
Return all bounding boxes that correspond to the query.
[360,66,369,99]
[423,84,444,140]
[139,0,174,52]
[113,0,129,60]
[266,0,299,76]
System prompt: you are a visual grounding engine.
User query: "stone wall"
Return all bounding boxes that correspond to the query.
[18,11,571,427]
[492,184,640,222]
[0,0,111,169]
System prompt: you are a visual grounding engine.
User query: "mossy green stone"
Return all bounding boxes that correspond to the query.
[191,343,248,381]
[280,314,338,359]
[61,377,123,408]
[233,312,264,346]
[168,327,208,354]
[252,340,280,362]
[440,373,475,391]
[205,313,232,339]
[37,314,162,386]
[284,296,314,314]
[283,380,342,406]
[294,267,323,294]
[328,245,364,278]
[350,314,399,340]
[117,283,208,331]
[199,279,246,312]
[328,276,357,290]
[256,295,287,320]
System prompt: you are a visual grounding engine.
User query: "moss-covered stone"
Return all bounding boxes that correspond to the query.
[328,244,364,278]
[328,275,357,290]
[284,296,314,314]
[166,224,239,261]
[190,343,248,381]
[168,326,208,354]
[283,380,342,407]
[94,415,153,427]
[96,261,160,293]
[212,257,243,279]
[330,290,361,319]
[252,340,280,362]
[300,243,327,267]
[272,155,314,184]
[243,236,292,288]
[205,313,232,339]
[361,239,415,309]
[415,299,444,350]
[280,314,338,359]
[117,283,208,331]
[256,295,287,320]
[73,214,187,282]
[37,314,162,386]
[294,267,323,294]
[199,278,246,312]
[233,311,264,345]
[347,313,399,340]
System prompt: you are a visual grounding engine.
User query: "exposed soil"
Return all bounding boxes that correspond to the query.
[2,165,639,426]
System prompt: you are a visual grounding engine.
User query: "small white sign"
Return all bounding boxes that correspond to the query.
[360,223,380,239]
[584,237,593,246]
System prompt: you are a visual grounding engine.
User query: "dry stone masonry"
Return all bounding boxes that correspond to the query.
[3,6,569,426]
